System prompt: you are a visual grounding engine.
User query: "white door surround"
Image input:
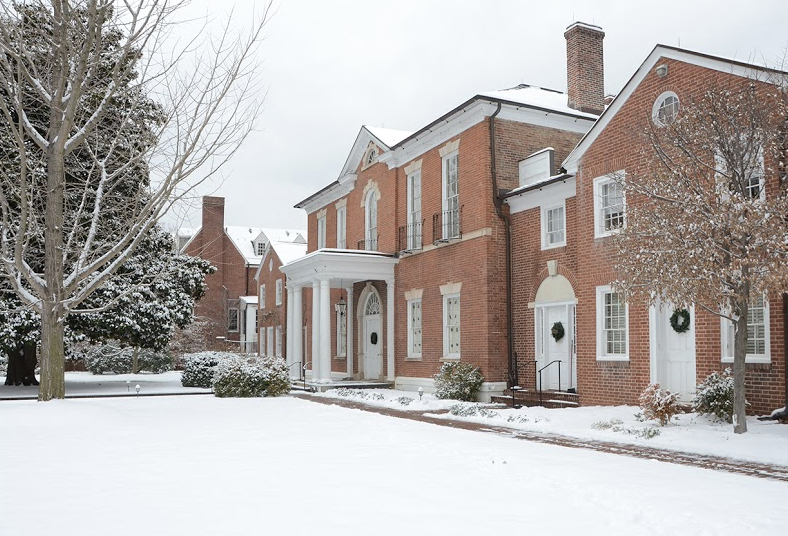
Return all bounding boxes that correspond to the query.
[534,302,577,391]
[650,302,696,402]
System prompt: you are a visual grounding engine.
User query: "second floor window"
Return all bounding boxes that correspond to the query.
[260,284,266,309]
[442,152,459,239]
[275,279,283,306]
[317,215,327,249]
[407,170,422,250]
[365,191,378,250]
[336,206,346,249]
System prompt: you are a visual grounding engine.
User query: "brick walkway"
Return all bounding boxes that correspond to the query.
[296,393,788,483]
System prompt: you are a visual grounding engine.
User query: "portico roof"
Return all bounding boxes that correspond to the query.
[280,249,399,287]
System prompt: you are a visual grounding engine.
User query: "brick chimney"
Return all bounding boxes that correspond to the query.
[202,195,225,234]
[565,22,605,115]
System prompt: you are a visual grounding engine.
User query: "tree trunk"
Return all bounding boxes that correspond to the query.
[732,300,749,434]
[39,302,66,400]
[132,347,140,374]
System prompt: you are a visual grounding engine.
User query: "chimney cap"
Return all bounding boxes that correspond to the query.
[564,21,605,36]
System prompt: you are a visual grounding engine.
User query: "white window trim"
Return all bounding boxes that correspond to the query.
[652,91,680,126]
[336,205,347,249]
[721,298,771,364]
[407,298,423,359]
[441,150,460,240]
[365,191,378,250]
[260,284,266,310]
[407,170,422,250]
[442,293,461,359]
[317,215,327,249]
[541,201,567,249]
[228,307,239,332]
[596,285,629,361]
[275,279,283,306]
[593,172,626,239]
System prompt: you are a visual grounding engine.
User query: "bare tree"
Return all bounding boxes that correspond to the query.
[0,0,270,400]
[614,79,788,433]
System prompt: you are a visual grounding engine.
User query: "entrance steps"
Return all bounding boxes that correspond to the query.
[290,379,394,393]
[491,388,580,409]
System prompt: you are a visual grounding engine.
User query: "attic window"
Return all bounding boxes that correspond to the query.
[366,147,377,165]
[653,92,680,126]
[256,242,266,255]
[518,148,555,188]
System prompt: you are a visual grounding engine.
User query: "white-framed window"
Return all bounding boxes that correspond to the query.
[228,307,239,332]
[275,279,283,306]
[442,151,460,239]
[275,325,282,357]
[652,91,680,126]
[336,306,347,357]
[365,191,378,250]
[260,284,266,310]
[336,205,347,249]
[266,326,274,357]
[443,294,460,358]
[317,215,327,249]
[596,285,628,361]
[256,241,266,255]
[541,202,566,249]
[407,298,422,358]
[593,173,625,238]
[407,170,422,250]
[721,295,770,364]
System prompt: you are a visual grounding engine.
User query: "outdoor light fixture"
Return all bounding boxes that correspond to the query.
[655,64,668,78]
[335,295,347,317]
[135,384,140,396]
[126,380,130,393]
[418,387,423,401]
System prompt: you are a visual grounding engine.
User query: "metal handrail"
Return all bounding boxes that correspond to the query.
[537,359,562,406]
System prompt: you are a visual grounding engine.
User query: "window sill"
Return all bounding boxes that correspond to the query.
[334,355,346,361]
[721,356,771,365]
[541,242,566,251]
[440,356,461,362]
[405,356,422,362]
[596,355,629,362]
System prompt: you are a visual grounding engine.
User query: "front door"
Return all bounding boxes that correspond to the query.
[536,304,576,391]
[363,316,382,380]
[651,302,696,401]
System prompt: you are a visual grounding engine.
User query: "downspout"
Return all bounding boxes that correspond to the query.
[489,103,516,387]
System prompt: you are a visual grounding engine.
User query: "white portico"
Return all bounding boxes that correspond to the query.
[280,249,399,383]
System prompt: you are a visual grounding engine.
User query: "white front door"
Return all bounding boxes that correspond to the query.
[363,315,382,380]
[536,304,576,391]
[651,303,696,401]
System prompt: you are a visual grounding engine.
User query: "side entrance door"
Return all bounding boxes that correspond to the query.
[536,304,576,391]
[651,303,696,402]
[363,316,382,379]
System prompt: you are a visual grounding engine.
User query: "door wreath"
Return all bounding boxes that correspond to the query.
[670,309,691,334]
[550,321,565,342]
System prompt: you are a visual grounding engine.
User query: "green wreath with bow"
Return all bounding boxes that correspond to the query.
[550,321,565,342]
[670,309,691,334]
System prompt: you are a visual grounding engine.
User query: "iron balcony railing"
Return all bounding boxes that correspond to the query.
[432,206,462,244]
[398,221,423,253]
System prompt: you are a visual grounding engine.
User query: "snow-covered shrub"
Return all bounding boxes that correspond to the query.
[180,351,234,388]
[212,355,290,398]
[434,362,484,401]
[332,388,385,401]
[448,403,499,419]
[592,418,661,439]
[0,354,7,375]
[395,396,414,406]
[638,383,681,426]
[84,344,172,374]
[692,368,738,423]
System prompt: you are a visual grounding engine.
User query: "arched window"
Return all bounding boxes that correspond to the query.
[366,147,377,165]
[365,191,378,250]
[652,91,680,126]
[365,292,381,315]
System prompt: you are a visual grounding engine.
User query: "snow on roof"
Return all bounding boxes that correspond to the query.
[271,241,308,265]
[365,126,413,148]
[479,84,599,119]
[258,228,307,245]
[225,226,267,264]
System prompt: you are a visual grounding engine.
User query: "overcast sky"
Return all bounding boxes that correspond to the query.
[169,0,788,232]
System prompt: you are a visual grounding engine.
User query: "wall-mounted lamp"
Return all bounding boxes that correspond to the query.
[655,64,668,78]
[335,295,347,317]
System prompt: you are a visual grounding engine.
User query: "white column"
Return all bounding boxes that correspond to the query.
[285,283,295,379]
[311,279,320,381]
[346,286,354,379]
[293,285,303,379]
[319,278,331,382]
[386,278,395,381]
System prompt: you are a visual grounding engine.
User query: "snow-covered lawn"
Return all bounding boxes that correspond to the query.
[319,388,788,467]
[2,393,787,535]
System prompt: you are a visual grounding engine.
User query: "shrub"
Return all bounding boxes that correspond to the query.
[181,351,234,388]
[692,368,738,423]
[448,403,499,418]
[212,355,290,398]
[434,361,484,402]
[638,383,681,426]
[84,344,172,374]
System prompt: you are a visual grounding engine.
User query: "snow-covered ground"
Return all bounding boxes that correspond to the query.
[318,388,788,467]
[1,391,787,535]
[0,371,210,398]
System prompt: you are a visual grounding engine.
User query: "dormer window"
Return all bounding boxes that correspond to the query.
[256,241,266,255]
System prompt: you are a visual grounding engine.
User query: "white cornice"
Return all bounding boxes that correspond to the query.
[301,177,356,215]
[505,176,576,214]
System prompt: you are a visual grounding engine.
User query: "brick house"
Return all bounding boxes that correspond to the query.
[506,39,787,414]
[280,23,600,397]
[254,229,307,361]
[181,196,268,352]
